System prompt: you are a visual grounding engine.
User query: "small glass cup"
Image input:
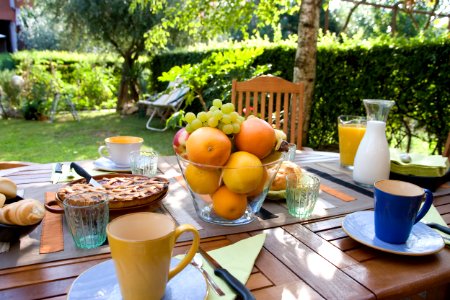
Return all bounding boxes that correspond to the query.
[287,143,297,161]
[63,192,109,249]
[129,150,159,177]
[337,115,366,169]
[286,173,320,219]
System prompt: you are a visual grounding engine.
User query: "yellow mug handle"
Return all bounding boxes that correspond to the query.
[168,224,200,280]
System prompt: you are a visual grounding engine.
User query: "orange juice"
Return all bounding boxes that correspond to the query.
[338,124,366,167]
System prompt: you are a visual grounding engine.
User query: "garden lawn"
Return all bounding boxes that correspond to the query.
[0,111,176,163]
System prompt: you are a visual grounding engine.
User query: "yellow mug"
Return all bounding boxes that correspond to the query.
[106,212,200,300]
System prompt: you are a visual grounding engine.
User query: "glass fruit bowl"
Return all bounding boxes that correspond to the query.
[176,153,283,226]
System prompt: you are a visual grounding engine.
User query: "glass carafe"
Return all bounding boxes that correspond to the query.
[353,99,395,186]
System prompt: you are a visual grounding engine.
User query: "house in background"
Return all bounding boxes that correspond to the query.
[0,0,27,53]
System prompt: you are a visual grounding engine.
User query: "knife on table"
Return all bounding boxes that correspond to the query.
[52,163,63,184]
[199,247,255,300]
[70,162,104,188]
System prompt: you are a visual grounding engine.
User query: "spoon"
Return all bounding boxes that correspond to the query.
[400,153,412,163]
[191,253,225,296]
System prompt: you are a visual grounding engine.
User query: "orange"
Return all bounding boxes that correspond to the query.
[235,117,276,159]
[186,127,232,166]
[247,168,268,197]
[212,185,247,220]
[184,164,221,195]
[222,151,263,194]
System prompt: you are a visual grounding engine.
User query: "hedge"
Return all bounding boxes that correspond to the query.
[150,38,450,154]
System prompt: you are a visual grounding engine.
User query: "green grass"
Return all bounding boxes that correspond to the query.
[0,111,176,163]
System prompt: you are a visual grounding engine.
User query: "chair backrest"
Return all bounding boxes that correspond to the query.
[444,132,450,159]
[231,75,305,149]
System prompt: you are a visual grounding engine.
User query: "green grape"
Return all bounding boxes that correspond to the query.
[212,99,223,108]
[229,111,239,122]
[191,118,203,130]
[184,112,196,123]
[222,124,234,135]
[206,111,213,119]
[221,114,231,124]
[208,117,219,127]
[232,123,241,134]
[209,106,219,112]
[197,111,208,122]
[213,110,223,120]
[185,123,193,133]
[221,103,235,114]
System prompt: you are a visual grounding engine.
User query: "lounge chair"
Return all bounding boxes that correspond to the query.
[138,79,189,131]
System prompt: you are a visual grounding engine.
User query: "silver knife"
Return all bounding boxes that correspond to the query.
[70,162,104,189]
[199,247,255,300]
[52,163,63,184]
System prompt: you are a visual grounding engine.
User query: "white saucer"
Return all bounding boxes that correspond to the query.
[67,258,208,300]
[93,157,131,172]
[342,211,445,256]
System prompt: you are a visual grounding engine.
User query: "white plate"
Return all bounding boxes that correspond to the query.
[93,157,131,172]
[68,258,208,300]
[342,211,445,256]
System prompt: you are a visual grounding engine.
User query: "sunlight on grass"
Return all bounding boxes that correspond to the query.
[0,111,177,163]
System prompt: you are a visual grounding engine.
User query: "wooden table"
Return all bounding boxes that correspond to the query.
[1,152,449,299]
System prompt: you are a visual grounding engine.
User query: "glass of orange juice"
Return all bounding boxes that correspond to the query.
[338,115,366,169]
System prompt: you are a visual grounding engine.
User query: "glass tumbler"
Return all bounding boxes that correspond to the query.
[286,173,320,219]
[337,115,366,169]
[129,150,159,177]
[63,191,109,249]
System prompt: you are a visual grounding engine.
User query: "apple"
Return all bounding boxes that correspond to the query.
[172,127,190,158]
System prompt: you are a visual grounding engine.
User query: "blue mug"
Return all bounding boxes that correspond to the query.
[374,179,433,244]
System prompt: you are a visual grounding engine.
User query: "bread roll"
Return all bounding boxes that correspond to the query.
[270,161,302,191]
[0,193,5,208]
[0,177,17,199]
[0,199,45,226]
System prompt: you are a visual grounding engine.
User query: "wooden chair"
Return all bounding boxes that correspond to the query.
[444,132,450,159]
[231,75,305,149]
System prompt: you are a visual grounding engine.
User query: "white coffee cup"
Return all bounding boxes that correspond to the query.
[98,136,143,167]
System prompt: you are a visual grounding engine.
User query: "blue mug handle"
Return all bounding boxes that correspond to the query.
[414,189,433,224]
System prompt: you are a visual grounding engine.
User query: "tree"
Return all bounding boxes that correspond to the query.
[293,0,322,145]
[41,0,163,112]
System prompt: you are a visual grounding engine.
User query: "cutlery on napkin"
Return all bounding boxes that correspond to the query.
[421,205,450,246]
[390,149,449,177]
[177,233,266,300]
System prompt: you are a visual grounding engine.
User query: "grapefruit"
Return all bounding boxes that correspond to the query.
[186,127,232,166]
[222,151,264,194]
[234,117,276,159]
[184,164,221,195]
[212,185,247,220]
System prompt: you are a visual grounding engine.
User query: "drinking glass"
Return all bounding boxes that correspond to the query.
[286,173,320,219]
[129,150,159,177]
[63,191,109,249]
[337,115,366,169]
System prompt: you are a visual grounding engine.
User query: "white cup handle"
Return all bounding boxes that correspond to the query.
[98,145,110,160]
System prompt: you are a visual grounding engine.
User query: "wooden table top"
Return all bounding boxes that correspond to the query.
[1,152,449,300]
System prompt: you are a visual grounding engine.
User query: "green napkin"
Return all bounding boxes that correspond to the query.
[422,205,450,246]
[390,149,449,177]
[177,233,266,300]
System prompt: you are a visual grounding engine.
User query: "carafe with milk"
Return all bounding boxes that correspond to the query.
[353,99,395,186]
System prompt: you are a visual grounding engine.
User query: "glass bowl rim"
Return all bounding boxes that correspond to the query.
[175,153,284,169]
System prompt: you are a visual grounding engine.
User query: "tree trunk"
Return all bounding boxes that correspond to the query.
[293,0,321,146]
[116,55,139,113]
